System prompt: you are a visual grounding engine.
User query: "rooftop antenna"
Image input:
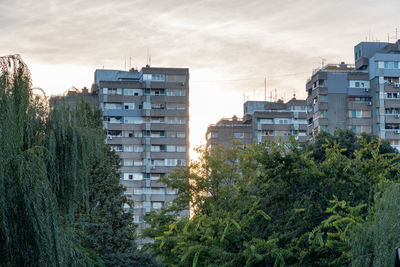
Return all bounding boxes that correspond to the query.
[146,47,150,66]
[274,88,277,102]
[388,33,390,42]
[264,76,267,101]
[270,91,272,102]
[129,56,132,69]
[124,56,126,71]
[293,88,296,99]
[318,57,326,68]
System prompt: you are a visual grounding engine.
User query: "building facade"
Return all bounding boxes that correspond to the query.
[306,40,400,151]
[206,98,307,148]
[306,63,372,137]
[93,66,190,229]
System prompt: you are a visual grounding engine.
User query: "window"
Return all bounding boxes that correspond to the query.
[319,95,328,102]
[167,103,186,110]
[166,117,186,124]
[104,88,122,95]
[152,159,164,166]
[320,110,328,118]
[105,116,122,123]
[390,140,399,146]
[124,117,143,124]
[355,82,360,87]
[234,132,245,139]
[107,130,122,137]
[350,110,363,118]
[177,132,186,138]
[152,202,163,209]
[166,131,176,137]
[152,74,165,81]
[166,145,176,152]
[105,103,122,110]
[124,89,142,96]
[133,216,140,223]
[143,74,152,80]
[150,117,164,123]
[133,145,144,152]
[259,119,273,124]
[165,159,186,166]
[384,61,399,69]
[123,159,133,166]
[124,173,143,180]
[211,132,218,138]
[177,146,186,152]
[151,145,161,152]
[110,145,122,152]
[261,130,273,136]
[152,89,165,96]
[124,103,135,110]
[166,89,186,96]
[151,103,165,109]
[151,131,164,138]
[123,145,133,152]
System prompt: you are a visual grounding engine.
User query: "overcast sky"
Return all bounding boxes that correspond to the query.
[1,0,399,158]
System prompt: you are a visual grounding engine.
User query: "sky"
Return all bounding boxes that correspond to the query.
[1,0,399,159]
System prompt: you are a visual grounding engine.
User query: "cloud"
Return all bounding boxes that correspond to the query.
[1,0,399,151]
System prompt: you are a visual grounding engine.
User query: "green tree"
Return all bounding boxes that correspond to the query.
[0,55,159,266]
[144,134,400,266]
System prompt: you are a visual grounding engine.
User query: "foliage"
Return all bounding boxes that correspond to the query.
[0,55,158,266]
[144,131,400,266]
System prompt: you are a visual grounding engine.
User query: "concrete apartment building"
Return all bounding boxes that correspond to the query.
[92,66,190,229]
[206,98,307,148]
[306,63,371,136]
[306,40,400,151]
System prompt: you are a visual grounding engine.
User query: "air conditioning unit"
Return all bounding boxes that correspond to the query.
[367,102,372,106]
[396,114,400,118]
[107,135,113,140]
[395,83,400,88]
[364,88,369,92]
[396,130,400,134]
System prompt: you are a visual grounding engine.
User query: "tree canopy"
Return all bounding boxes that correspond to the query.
[144,132,400,266]
[0,55,160,266]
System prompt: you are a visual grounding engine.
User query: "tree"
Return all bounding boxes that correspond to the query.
[0,55,159,266]
[144,134,400,266]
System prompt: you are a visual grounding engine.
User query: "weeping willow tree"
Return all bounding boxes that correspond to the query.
[0,55,159,266]
[0,55,71,266]
[0,55,104,266]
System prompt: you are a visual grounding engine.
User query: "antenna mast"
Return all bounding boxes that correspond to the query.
[146,47,150,66]
[264,76,267,101]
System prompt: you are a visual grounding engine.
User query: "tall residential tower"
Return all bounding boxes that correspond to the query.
[93,66,190,229]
